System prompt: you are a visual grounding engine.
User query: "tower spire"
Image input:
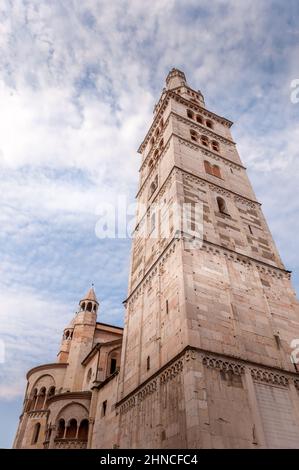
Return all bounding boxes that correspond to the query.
[79,285,99,313]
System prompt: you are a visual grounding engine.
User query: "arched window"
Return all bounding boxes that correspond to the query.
[190,129,197,141]
[147,356,150,371]
[65,330,69,340]
[86,302,92,312]
[93,304,97,312]
[150,137,155,146]
[155,127,160,138]
[211,140,219,152]
[201,135,209,147]
[213,165,221,178]
[187,109,194,119]
[36,387,46,410]
[110,357,117,375]
[48,386,55,398]
[29,388,38,411]
[217,197,228,215]
[204,160,213,175]
[81,302,85,311]
[149,181,156,198]
[149,175,158,198]
[56,419,65,439]
[66,419,77,439]
[159,138,164,148]
[78,420,89,441]
[206,120,213,129]
[32,422,41,444]
[196,115,203,124]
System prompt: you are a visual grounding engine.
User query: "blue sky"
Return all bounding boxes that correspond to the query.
[0,0,299,448]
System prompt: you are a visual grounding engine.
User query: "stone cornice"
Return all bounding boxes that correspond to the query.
[175,134,244,169]
[167,90,233,128]
[26,363,68,381]
[116,347,299,414]
[125,233,290,307]
[47,391,92,405]
[201,239,290,278]
[177,165,260,206]
[174,112,235,146]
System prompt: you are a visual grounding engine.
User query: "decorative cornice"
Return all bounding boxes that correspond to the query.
[202,355,245,375]
[176,135,245,170]
[118,351,189,414]
[201,240,290,279]
[26,363,68,381]
[117,347,299,415]
[47,391,91,405]
[175,113,235,146]
[178,166,260,207]
[250,368,289,386]
[27,410,49,419]
[168,90,233,128]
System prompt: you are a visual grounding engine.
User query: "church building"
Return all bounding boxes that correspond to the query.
[14,69,299,449]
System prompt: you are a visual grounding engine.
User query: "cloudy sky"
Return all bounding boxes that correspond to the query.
[0,0,299,448]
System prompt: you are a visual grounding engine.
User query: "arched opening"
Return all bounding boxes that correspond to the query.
[187,109,194,119]
[159,138,164,148]
[66,419,77,439]
[65,330,69,340]
[150,137,155,146]
[48,386,55,398]
[213,165,221,178]
[196,115,203,124]
[217,197,228,215]
[36,387,46,410]
[31,422,41,445]
[93,304,97,312]
[29,388,38,411]
[206,120,213,129]
[190,129,197,141]
[86,302,92,312]
[56,419,65,439]
[211,141,219,152]
[81,302,85,311]
[204,160,213,175]
[149,180,157,198]
[78,419,89,441]
[201,135,209,147]
[110,358,117,375]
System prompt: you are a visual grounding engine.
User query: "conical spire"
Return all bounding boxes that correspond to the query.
[79,285,99,314]
[82,285,98,303]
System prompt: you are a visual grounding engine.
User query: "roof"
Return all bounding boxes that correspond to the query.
[81,286,98,303]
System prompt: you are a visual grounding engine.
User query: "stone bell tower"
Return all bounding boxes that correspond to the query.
[116,69,299,448]
[60,287,99,391]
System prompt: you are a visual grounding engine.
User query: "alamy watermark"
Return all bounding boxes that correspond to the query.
[94,196,204,250]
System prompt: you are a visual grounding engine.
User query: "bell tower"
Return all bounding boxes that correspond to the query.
[60,286,98,391]
[116,69,299,448]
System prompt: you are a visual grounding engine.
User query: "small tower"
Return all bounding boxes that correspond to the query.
[58,286,99,391]
[79,286,99,314]
[166,67,205,106]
